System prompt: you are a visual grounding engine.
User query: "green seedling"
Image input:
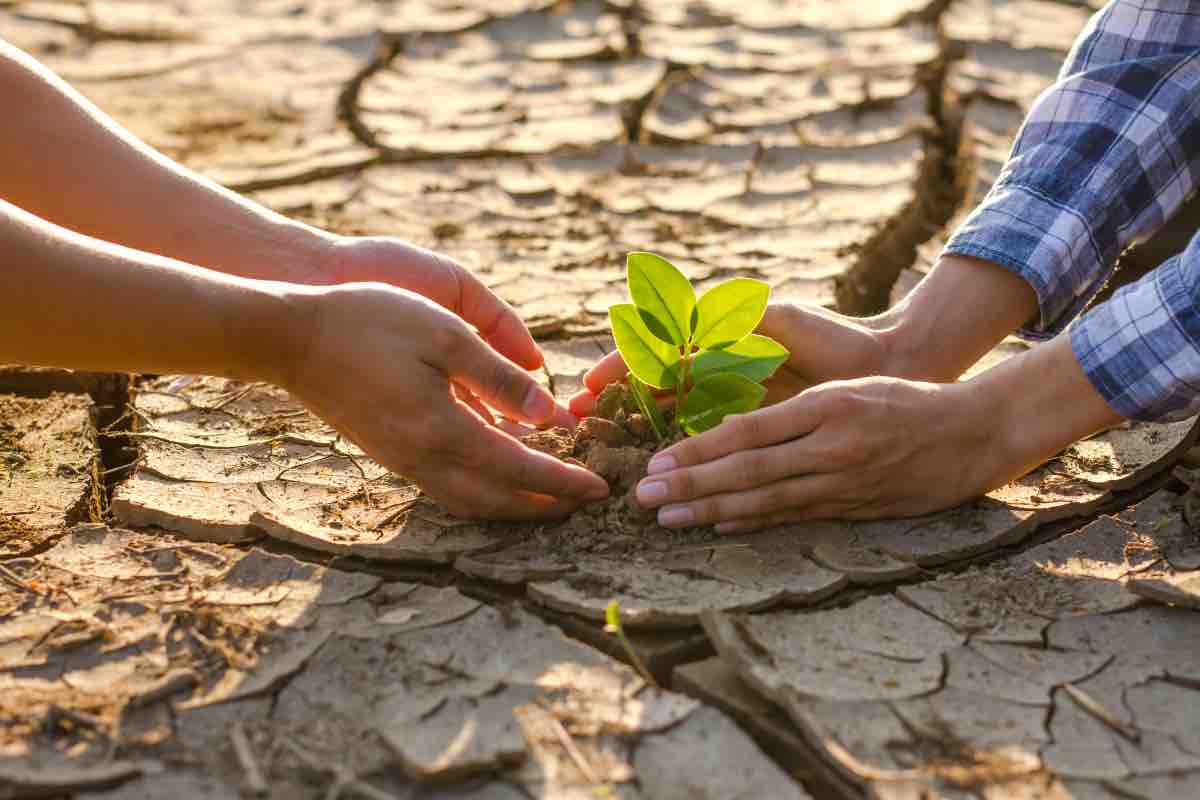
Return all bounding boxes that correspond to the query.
[609,252,789,437]
[604,600,657,687]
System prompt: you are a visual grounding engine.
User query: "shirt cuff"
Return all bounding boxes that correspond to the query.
[1070,252,1200,422]
[943,182,1112,342]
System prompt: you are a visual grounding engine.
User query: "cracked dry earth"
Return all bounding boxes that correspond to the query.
[4,0,1200,798]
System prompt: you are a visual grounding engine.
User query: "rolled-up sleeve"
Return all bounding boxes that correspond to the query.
[1072,233,1200,421]
[943,1,1200,421]
[944,0,1200,342]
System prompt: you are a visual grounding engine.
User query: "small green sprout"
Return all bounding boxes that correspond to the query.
[604,600,657,687]
[609,252,788,437]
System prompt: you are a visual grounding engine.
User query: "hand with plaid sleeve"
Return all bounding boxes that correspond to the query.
[575,0,1200,529]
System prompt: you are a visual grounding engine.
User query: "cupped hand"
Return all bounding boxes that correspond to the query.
[281,282,609,520]
[631,376,1008,531]
[319,235,555,400]
[568,302,893,417]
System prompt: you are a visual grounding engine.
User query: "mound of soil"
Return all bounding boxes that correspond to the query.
[518,384,720,560]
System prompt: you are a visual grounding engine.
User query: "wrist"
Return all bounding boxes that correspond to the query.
[874,254,1040,383]
[227,280,324,390]
[967,334,1124,487]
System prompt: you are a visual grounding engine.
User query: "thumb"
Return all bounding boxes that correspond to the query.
[442,327,557,426]
[759,304,882,381]
[583,349,629,394]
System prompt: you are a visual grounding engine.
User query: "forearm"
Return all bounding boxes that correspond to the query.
[873,253,1039,382]
[969,332,1124,488]
[0,41,331,283]
[0,198,302,382]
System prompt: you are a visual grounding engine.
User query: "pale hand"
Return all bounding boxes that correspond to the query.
[633,376,1003,531]
[569,299,1122,529]
[279,281,609,519]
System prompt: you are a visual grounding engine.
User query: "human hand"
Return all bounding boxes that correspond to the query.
[629,334,1122,531]
[568,302,893,417]
[278,282,609,520]
[323,236,546,372]
[632,377,1002,530]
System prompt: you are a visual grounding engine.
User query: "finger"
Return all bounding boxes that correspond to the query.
[635,440,805,509]
[441,326,558,426]
[647,395,826,476]
[655,473,848,528]
[583,350,628,394]
[568,389,597,418]
[439,403,609,501]
[757,303,885,382]
[545,401,580,430]
[432,251,543,371]
[570,381,674,419]
[497,418,537,438]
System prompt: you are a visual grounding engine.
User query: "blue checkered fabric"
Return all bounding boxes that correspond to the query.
[942,0,1200,421]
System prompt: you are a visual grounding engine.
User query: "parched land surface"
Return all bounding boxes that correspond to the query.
[5,1,1200,799]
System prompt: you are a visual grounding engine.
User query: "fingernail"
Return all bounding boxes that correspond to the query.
[658,505,694,527]
[523,385,555,422]
[637,480,668,505]
[647,454,676,474]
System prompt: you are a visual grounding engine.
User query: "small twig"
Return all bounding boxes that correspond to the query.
[209,383,260,412]
[1062,683,1141,743]
[274,453,339,482]
[0,562,41,595]
[548,714,601,785]
[231,723,269,797]
[281,740,394,800]
[46,704,109,742]
[333,438,374,509]
[124,542,228,566]
[371,497,421,531]
[669,542,752,554]
[100,456,142,476]
[127,669,198,709]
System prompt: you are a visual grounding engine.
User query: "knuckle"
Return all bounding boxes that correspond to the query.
[731,413,765,448]
[740,451,773,485]
[456,443,488,471]
[764,481,798,512]
[432,321,467,356]
[693,497,720,524]
[486,359,522,401]
[672,469,697,499]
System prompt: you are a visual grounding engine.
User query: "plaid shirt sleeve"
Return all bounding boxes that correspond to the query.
[942,0,1200,421]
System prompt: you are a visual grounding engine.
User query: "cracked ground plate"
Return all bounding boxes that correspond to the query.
[111,376,505,561]
[0,392,95,559]
[698,490,1200,798]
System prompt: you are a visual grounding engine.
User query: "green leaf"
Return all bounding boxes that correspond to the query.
[677,373,766,436]
[627,252,696,347]
[609,304,680,389]
[692,335,789,384]
[692,278,770,350]
[627,373,667,440]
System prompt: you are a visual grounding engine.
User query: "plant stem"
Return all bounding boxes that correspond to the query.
[675,347,689,419]
[616,628,657,687]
